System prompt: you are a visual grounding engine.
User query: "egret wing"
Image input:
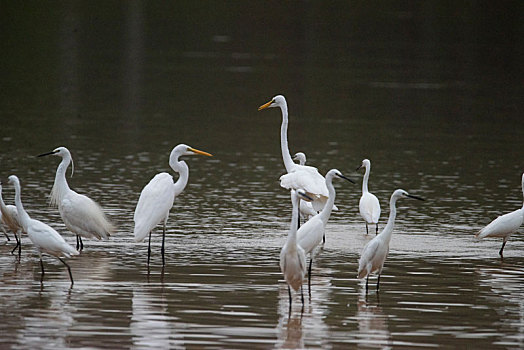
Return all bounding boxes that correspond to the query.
[477,209,523,239]
[27,219,78,257]
[280,165,328,197]
[358,238,382,278]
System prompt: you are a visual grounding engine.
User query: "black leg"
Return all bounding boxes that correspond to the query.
[297,210,301,230]
[308,258,313,296]
[17,232,21,259]
[40,257,45,283]
[79,236,84,251]
[76,235,79,250]
[365,223,369,235]
[375,224,379,235]
[288,285,292,313]
[147,232,152,266]
[161,223,166,267]
[322,234,325,244]
[377,273,381,291]
[499,240,507,258]
[3,230,10,241]
[58,257,74,286]
[300,285,304,305]
[365,275,369,293]
[11,234,19,255]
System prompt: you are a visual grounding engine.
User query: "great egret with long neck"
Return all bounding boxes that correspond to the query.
[357,159,381,235]
[258,95,335,212]
[8,175,79,285]
[476,173,524,258]
[280,189,312,311]
[133,144,212,267]
[358,189,424,292]
[38,146,115,251]
[297,169,353,292]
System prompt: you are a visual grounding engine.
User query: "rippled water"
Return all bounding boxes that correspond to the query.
[1,1,523,349]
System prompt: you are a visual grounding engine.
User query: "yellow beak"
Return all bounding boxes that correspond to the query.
[258,100,273,111]
[189,147,213,157]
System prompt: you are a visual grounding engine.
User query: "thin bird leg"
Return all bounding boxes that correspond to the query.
[147,232,152,266]
[161,223,166,266]
[58,257,74,286]
[79,236,84,251]
[76,235,80,251]
[297,210,301,230]
[308,258,313,296]
[10,232,20,255]
[17,231,21,259]
[40,257,45,283]
[365,275,369,292]
[499,240,507,258]
[322,234,325,244]
[288,285,292,312]
[2,229,10,241]
[365,223,369,235]
[375,224,379,235]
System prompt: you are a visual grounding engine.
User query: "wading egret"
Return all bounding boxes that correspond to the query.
[133,144,212,266]
[8,175,79,285]
[476,173,524,258]
[280,189,312,311]
[358,189,424,292]
[258,95,333,212]
[38,147,115,251]
[292,152,319,221]
[297,169,353,291]
[357,159,381,235]
[0,182,23,257]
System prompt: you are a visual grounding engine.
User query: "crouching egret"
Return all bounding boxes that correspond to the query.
[476,173,524,258]
[133,144,212,267]
[0,182,23,257]
[357,159,381,235]
[258,95,334,212]
[358,189,424,292]
[297,169,353,292]
[8,175,79,285]
[280,189,312,311]
[38,147,115,251]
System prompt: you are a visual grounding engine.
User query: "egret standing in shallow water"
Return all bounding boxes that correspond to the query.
[297,169,354,292]
[357,159,381,235]
[280,189,312,311]
[8,175,79,285]
[0,182,23,257]
[133,144,212,267]
[38,147,115,251]
[358,189,424,292]
[476,172,524,258]
[258,96,334,213]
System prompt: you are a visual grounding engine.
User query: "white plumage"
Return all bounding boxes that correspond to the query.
[133,144,212,266]
[475,173,524,258]
[357,159,381,235]
[8,175,79,285]
[0,182,23,256]
[38,146,115,251]
[358,189,424,292]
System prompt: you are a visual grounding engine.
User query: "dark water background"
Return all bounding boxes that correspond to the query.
[1,1,523,349]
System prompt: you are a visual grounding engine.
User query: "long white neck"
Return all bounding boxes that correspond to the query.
[381,195,399,243]
[170,157,189,197]
[362,164,370,194]
[12,181,30,231]
[319,175,336,223]
[279,103,294,173]
[287,193,300,249]
[50,155,72,207]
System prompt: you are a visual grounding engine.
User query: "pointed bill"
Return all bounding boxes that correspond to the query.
[188,147,213,157]
[258,100,273,111]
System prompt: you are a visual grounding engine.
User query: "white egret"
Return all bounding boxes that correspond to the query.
[291,152,320,221]
[8,175,79,285]
[280,189,312,311]
[258,95,334,212]
[0,182,23,257]
[38,146,115,251]
[357,159,381,235]
[358,189,424,292]
[293,152,307,166]
[476,173,524,258]
[297,169,353,291]
[133,144,212,266]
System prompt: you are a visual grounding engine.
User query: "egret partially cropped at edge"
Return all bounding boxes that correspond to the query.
[357,159,381,235]
[0,182,23,257]
[358,189,424,292]
[8,175,79,285]
[133,144,212,267]
[38,146,115,251]
[297,169,354,292]
[258,95,334,212]
[280,189,312,311]
[292,152,321,221]
[476,172,524,258]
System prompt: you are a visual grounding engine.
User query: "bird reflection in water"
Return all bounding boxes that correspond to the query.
[355,290,391,348]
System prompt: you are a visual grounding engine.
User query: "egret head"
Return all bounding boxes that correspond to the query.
[258,95,286,110]
[326,169,355,184]
[294,189,314,202]
[356,159,371,171]
[392,189,425,202]
[293,152,306,166]
[172,144,213,158]
[38,146,71,159]
[7,175,19,187]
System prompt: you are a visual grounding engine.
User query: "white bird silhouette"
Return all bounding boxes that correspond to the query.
[357,159,381,235]
[0,181,23,257]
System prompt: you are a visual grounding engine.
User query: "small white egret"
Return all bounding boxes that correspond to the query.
[297,169,353,291]
[38,146,115,251]
[258,96,334,212]
[0,182,23,257]
[8,175,79,285]
[476,173,524,258]
[280,189,312,311]
[133,144,212,266]
[358,189,424,292]
[293,152,307,166]
[357,159,381,235]
[292,152,320,221]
